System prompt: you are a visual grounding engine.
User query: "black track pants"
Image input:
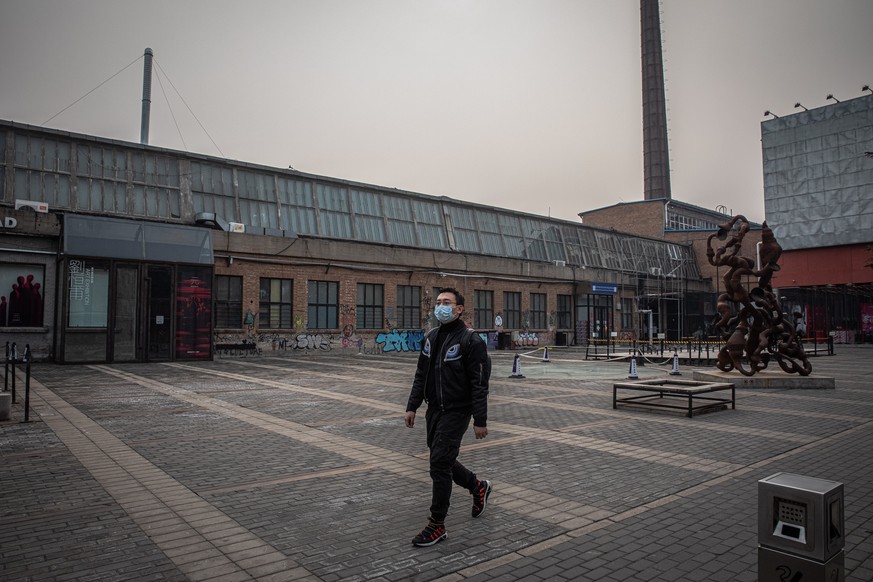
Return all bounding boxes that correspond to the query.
[425,408,478,522]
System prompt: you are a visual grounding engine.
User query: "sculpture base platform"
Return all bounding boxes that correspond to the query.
[692,369,835,389]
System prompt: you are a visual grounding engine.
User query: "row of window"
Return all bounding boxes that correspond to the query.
[5,128,700,277]
[215,276,574,331]
[665,211,720,231]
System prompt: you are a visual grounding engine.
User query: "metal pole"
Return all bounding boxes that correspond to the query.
[22,344,31,423]
[3,341,8,392]
[10,342,17,403]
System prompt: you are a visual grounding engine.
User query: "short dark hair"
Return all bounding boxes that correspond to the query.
[438,287,464,306]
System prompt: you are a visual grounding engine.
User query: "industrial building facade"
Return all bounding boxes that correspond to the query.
[580,198,763,341]
[1,119,705,363]
[762,93,873,343]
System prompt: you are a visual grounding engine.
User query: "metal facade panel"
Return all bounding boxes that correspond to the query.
[762,94,873,251]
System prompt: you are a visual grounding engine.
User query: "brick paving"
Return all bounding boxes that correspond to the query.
[1,347,872,581]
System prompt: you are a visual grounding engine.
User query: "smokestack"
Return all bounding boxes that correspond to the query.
[140,48,153,144]
[641,0,671,200]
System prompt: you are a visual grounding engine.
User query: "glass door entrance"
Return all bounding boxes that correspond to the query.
[112,265,140,361]
[62,260,212,363]
[147,266,173,361]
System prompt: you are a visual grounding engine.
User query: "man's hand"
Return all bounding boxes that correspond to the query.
[473,425,488,439]
[404,410,416,428]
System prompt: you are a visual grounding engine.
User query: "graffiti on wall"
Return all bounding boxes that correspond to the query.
[384,307,397,329]
[293,333,332,351]
[421,293,433,328]
[339,304,355,328]
[255,332,289,350]
[376,328,425,352]
[513,331,539,347]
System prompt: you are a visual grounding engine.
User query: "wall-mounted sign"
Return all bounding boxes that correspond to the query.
[592,283,617,295]
[0,217,18,229]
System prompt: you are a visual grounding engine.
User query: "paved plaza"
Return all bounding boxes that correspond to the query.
[1,346,872,581]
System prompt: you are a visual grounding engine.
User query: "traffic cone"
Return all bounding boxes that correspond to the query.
[669,352,682,376]
[510,353,525,378]
[627,354,639,379]
[541,346,551,363]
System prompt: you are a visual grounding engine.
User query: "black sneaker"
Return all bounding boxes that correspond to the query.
[412,521,447,547]
[472,479,492,518]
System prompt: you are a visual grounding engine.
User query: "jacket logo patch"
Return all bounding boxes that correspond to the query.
[423,338,431,357]
[445,343,462,361]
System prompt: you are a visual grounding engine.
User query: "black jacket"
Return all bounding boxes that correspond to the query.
[406,319,490,427]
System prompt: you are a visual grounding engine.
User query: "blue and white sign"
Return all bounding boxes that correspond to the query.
[591,283,617,295]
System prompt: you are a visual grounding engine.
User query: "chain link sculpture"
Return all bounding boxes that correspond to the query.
[707,215,812,376]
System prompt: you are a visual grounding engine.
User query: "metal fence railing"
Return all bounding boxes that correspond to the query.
[584,335,835,365]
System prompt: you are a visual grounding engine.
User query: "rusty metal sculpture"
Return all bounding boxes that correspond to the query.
[707,215,812,376]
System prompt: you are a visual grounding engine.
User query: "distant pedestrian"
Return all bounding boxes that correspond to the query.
[405,287,492,547]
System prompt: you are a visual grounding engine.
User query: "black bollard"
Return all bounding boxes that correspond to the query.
[4,341,8,393]
[22,345,31,423]
[10,342,16,404]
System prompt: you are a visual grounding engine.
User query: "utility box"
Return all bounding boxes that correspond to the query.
[758,472,845,582]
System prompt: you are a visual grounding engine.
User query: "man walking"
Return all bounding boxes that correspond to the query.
[405,287,492,547]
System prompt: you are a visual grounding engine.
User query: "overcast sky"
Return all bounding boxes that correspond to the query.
[2,0,871,223]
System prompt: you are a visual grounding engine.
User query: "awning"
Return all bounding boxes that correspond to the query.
[63,215,213,264]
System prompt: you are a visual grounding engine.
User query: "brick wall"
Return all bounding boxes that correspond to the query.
[214,256,576,354]
[580,200,666,239]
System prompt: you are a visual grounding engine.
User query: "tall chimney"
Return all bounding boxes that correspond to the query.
[641,0,671,200]
[140,48,153,144]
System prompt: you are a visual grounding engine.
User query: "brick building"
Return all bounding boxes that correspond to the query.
[1,119,706,362]
[579,198,763,340]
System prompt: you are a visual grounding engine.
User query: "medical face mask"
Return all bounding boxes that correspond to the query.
[434,304,455,323]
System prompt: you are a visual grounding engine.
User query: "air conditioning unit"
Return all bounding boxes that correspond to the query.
[15,199,49,213]
[554,260,566,267]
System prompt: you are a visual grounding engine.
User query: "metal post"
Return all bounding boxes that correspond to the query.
[10,342,16,403]
[812,288,818,352]
[3,341,8,392]
[22,344,31,423]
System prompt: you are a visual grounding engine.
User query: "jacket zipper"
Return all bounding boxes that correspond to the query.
[437,342,445,411]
